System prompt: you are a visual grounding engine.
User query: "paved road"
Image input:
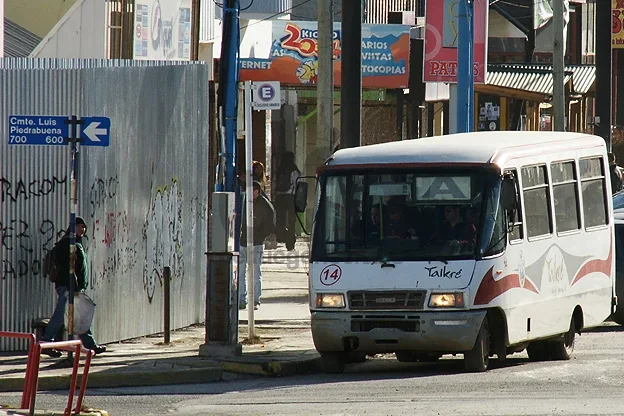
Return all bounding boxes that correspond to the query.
[3,322,624,415]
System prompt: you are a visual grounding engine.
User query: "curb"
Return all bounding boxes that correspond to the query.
[0,357,320,393]
[221,357,320,377]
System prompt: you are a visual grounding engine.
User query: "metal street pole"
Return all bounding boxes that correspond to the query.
[318,0,334,154]
[595,0,612,148]
[244,81,255,339]
[217,0,240,192]
[341,0,363,148]
[552,0,565,131]
[456,0,474,133]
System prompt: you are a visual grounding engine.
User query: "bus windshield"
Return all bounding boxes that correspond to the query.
[311,168,505,262]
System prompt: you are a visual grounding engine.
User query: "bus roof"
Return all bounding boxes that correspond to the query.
[326,131,606,168]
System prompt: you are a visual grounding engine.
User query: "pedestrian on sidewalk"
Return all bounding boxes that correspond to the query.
[609,152,623,194]
[239,181,276,310]
[274,151,301,251]
[41,216,107,357]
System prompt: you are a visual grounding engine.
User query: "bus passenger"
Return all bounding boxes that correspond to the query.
[433,205,477,248]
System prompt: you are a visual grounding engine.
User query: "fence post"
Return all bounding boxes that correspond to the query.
[164,266,171,344]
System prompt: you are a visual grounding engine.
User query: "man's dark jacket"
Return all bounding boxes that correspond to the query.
[51,235,88,291]
[240,194,276,246]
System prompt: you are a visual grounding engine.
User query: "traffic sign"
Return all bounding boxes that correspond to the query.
[251,81,281,110]
[8,115,111,147]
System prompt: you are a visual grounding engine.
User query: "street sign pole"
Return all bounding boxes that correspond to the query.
[65,115,83,362]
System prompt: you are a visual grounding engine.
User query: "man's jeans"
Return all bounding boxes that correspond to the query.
[238,245,263,305]
[42,286,97,350]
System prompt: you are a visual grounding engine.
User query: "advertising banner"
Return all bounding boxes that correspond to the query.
[239,21,411,89]
[423,0,489,83]
[614,0,624,48]
[134,0,193,60]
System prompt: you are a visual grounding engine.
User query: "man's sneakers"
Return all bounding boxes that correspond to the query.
[93,345,107,355]
[42,349,62,358]
[41,345,106,357]
[239,302,260,310]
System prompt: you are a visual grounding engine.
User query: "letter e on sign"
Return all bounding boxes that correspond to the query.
[320,264,342,286]
[252,81,281,110]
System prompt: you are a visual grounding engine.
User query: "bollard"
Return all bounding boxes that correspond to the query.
[164,266,171,344]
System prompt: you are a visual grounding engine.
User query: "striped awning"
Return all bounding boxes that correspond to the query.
[485,63,596,97]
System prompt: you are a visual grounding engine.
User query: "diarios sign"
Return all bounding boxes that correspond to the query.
[239,21,410,88]
[423,0,489,83]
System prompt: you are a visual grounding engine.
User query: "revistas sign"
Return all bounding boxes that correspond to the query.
[239,21,410,89]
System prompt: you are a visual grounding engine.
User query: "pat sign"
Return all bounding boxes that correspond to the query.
[8,115,111,147]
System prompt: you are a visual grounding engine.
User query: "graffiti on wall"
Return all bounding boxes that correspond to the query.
[88,211,137,288]
[1,219,64,279]
[89,176,119,218]
[142,179,185,302]
[1,175,67,203]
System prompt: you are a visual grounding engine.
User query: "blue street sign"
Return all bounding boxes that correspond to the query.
[8,115,111,147]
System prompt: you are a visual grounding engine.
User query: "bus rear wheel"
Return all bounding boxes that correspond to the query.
[464,317,490,372]
[548,319,576,360]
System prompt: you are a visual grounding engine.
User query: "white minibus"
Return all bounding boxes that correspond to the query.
[302,131,615,373]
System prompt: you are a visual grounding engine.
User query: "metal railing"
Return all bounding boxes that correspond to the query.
[0,332,94,416]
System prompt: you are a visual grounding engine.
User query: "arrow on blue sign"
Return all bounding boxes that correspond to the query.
[8,115,111,147]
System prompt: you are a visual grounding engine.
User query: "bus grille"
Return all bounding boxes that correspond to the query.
[348,291,426,310]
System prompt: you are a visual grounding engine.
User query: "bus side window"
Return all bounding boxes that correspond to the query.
[504,169,524,242]
[522,164,553,239]
[551,160,581,233]
[579,157,609,228]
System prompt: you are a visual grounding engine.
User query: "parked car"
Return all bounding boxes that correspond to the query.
[613,208,624,324]
[613,190,624,211]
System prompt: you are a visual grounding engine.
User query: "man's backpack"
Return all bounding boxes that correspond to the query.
[42,245,60,283]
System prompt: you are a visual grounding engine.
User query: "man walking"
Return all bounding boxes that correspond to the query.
[609,153,623,194]
[239,181,276,310]
[42,216,106,356]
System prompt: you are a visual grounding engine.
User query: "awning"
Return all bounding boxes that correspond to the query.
[477,63,596,101]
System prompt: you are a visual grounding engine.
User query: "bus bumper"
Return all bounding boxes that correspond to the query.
[311,310,487,354]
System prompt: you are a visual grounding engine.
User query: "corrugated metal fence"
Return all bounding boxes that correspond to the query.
[0,58,210,351]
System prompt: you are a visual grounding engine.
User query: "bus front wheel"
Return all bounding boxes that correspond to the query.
[320,352,346,374]
[464,317,490,372]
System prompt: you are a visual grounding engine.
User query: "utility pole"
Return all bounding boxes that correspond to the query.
[191,0,201,61]
[216,0,241,193]
[552,0,565,131]
[595,0,612,148]
[456,0,474,133]
[341,0,363,148]
[318,0,334,154]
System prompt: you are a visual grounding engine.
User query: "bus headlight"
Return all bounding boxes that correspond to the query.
[316,293,346,308]
[429,292,465,308]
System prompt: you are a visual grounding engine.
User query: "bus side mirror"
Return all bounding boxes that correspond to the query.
[294,181,308,213]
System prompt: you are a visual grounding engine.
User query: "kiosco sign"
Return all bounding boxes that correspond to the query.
[239,21,410,89]
[423,0,488,83]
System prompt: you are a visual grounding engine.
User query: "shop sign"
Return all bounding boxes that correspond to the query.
[614,0,624,49]
[423,0,489,83]
[239,21,411,88]
[134,0,193,60]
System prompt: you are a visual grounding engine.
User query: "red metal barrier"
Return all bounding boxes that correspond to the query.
[0,331,36,409]
[0,332,94,416]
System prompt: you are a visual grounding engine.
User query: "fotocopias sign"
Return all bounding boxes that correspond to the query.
[239,21,411,89]
[423,0,489,83]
